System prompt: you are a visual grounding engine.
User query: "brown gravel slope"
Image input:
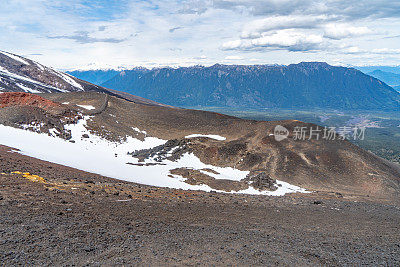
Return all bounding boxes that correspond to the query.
[1,145,400,266]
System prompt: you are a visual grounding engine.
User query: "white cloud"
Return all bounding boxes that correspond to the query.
[340,46,400,56]
[324,24,373,39]
[371,48,400,54]
[223,30,325,52]
[225,55,243,60]
[221,13,378,55]
[342,46,365,54]
[241,15,330,39]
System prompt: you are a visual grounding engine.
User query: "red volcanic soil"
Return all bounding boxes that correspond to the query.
[0,92,62,110]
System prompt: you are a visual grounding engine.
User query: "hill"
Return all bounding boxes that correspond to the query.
[101,63,400,110]
[1,91,400,200]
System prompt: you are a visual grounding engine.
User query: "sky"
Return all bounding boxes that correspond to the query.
[1,0,400,70]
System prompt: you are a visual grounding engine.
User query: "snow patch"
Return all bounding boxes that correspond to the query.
[57,72,84,90]
[132,127,147,135]
[77,104,95,110]
[171,153,249,181]
[233,181,307,196]
[35,62,45,71]
[16,83,42,94]
[20,122,45,132]
[185,134,226,141]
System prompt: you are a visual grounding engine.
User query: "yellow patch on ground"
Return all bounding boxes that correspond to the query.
[23,174,46,183]
[10,171,46,183]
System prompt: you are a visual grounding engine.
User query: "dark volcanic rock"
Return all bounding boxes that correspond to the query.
[243,172,278,191]
[129,139,191,162]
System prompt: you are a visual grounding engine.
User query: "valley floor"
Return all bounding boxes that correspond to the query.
[1,145,400,266]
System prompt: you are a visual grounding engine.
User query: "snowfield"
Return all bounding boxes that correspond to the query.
[0,117,308,195]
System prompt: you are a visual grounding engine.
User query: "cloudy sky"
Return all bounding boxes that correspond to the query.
[1,0,400,70]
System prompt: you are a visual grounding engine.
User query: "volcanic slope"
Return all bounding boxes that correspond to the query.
[0,91,399,201]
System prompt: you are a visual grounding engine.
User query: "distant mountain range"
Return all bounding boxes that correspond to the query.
[366,70,400,89]
[355,66,400,92]
[355,66,400,75]
[66,70,120,86]
[98,63,400,110]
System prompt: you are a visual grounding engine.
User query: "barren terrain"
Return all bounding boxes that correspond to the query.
[1,145,400,266]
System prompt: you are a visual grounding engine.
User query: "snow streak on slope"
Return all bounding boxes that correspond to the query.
[0,118,307,195]
[0,51,30,65]
[0,65,67,92]
[53,71,84,90]
[185,134,226,141]
[16,83,42,94]
[76,104,95,110]
[0,51,85,92]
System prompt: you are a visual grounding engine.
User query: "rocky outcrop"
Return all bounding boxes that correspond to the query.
[0,92,81,139]
[243,172,277,191]
[129,139,192,162]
